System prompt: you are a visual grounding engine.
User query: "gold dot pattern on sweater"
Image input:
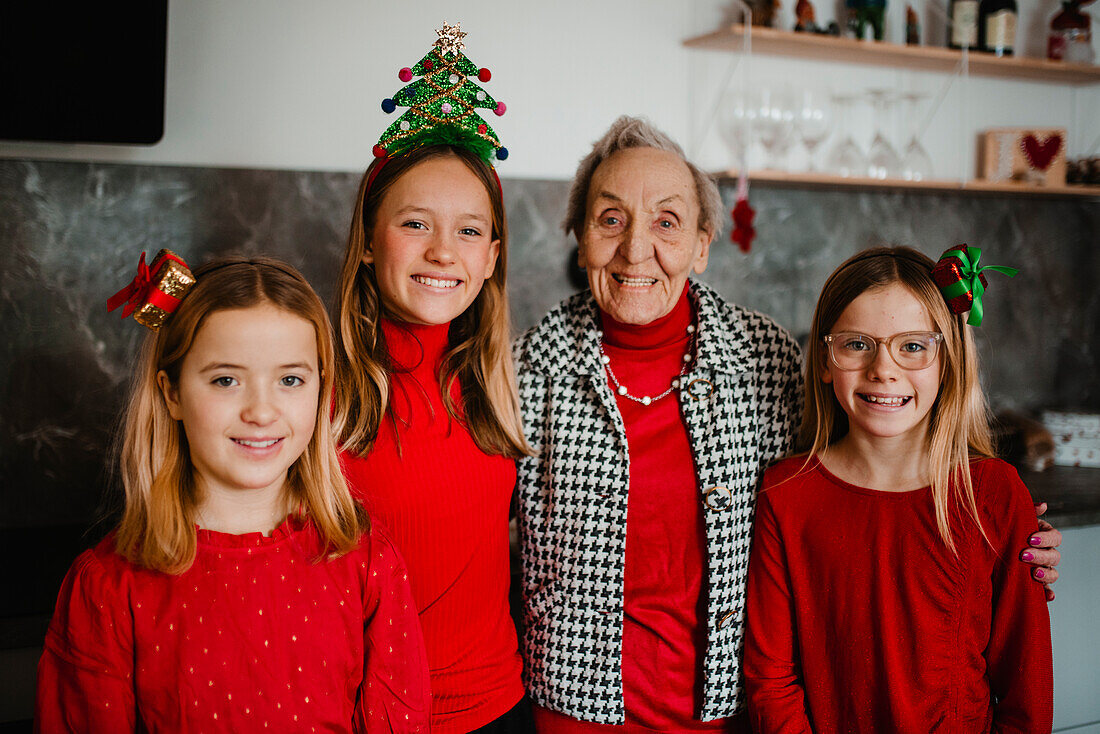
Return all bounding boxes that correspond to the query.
[35,518,430,731]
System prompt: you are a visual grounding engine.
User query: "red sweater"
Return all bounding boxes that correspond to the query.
[340,319,523,734]
[744,456,1053,733]
[536,288,741,733]
[36,519,430,733]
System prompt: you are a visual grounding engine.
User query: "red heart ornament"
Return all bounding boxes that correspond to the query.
[1021,133,1063,171]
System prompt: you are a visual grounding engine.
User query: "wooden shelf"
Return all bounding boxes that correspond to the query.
[684,25,1100,84]
[716,169,1100,197]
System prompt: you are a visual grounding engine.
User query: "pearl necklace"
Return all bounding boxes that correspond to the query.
[597,324,697,406]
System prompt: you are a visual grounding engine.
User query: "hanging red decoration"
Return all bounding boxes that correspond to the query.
[731,197,756,253]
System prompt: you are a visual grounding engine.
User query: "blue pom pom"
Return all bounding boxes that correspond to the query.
[496,147,509,161]
[381,98,397,114]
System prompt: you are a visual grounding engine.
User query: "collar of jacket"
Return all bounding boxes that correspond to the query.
[522,280,757,378]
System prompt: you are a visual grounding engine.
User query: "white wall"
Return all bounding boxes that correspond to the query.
[1051,525,1100,732]
[0,0,696,178]
[687,0,1100,180]
[0,0,1095,180]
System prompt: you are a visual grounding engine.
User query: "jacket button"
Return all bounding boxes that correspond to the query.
[703,485,732,511]
[718,610,736,629]
[685,378,714,401]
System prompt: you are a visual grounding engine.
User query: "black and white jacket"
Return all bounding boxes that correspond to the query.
[513,280,803,723]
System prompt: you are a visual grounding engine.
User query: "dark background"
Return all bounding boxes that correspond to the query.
[0,2,167,145]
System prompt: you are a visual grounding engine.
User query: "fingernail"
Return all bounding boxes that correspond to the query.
[1022,551,1034,561]
[1034,568,1045,579]
[1029,536,1042,546]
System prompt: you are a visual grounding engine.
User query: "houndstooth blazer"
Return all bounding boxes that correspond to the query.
[512,280,803,724]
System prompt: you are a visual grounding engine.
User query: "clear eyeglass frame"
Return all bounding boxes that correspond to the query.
[823,331,944,371]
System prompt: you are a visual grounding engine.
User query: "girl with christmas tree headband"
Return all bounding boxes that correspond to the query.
[333,23,534,734]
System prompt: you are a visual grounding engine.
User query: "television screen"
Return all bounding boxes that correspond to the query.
[0,2,168,145]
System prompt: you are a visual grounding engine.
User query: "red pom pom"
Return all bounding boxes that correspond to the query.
[424,60,434,71]
[478,68,491,82]
[398,67,412,82]
[372,144,387,159]
[494,101,506,117]
[477,123,487,134]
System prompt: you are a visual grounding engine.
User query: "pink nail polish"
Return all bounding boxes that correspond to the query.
[1029,536,1042,546]
[1022,551,1033,561]
[1035,568,1045,579]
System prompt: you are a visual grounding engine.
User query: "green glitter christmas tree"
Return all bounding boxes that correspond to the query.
[374,22,508,162]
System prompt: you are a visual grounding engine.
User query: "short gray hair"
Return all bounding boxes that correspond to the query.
[562,115,723,243]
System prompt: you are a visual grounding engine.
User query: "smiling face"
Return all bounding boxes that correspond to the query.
[823,284,943,447]
[158,304,320,503]
[579,147,711,325]
[366,155,500,325]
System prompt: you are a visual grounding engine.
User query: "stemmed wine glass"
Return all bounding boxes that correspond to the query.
[719,87,757,173]
[795,88,832,172]
[754,86,795,171]
[865,89,902,180]
[899,92,934,181]
[825,94,866,178]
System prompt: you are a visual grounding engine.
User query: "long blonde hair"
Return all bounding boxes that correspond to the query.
[332,145,530,459]
[115,257,364,573]
[800,246,995,553]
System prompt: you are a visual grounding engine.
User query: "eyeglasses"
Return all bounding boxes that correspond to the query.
[822,331,943,371]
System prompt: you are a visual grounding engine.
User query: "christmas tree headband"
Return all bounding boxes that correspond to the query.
[107,250,196,330]
[372,22,508,167]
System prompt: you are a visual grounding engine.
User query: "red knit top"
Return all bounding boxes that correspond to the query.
[535,287,741,733]
[744,455,1053,733]
[340,318,523,734]
[36,519,430,733]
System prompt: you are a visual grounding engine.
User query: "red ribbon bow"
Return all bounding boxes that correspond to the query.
[107,251,189,320]
[107,252,154,318]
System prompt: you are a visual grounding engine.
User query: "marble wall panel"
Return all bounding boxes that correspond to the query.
[2,157,1097,545]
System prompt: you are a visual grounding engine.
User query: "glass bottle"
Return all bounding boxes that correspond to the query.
[979,0,1018,56]
[1048,0,1094,62]
[906,5,922,44]
[949,0,980,49]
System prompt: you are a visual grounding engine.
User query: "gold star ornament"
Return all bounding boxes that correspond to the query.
[433,21,467,56]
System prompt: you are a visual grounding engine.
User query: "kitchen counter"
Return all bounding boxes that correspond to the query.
[1019,465,1100,529]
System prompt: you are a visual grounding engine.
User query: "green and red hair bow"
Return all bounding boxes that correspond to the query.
[931,245,1018,327]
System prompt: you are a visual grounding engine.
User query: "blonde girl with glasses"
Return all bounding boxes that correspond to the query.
[742,246,1053,732]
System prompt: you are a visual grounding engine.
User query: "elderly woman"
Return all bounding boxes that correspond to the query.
[512,116,1061,732]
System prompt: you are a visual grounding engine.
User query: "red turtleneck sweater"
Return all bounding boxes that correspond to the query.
[535,287,739,733]
[340,319,523,734]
